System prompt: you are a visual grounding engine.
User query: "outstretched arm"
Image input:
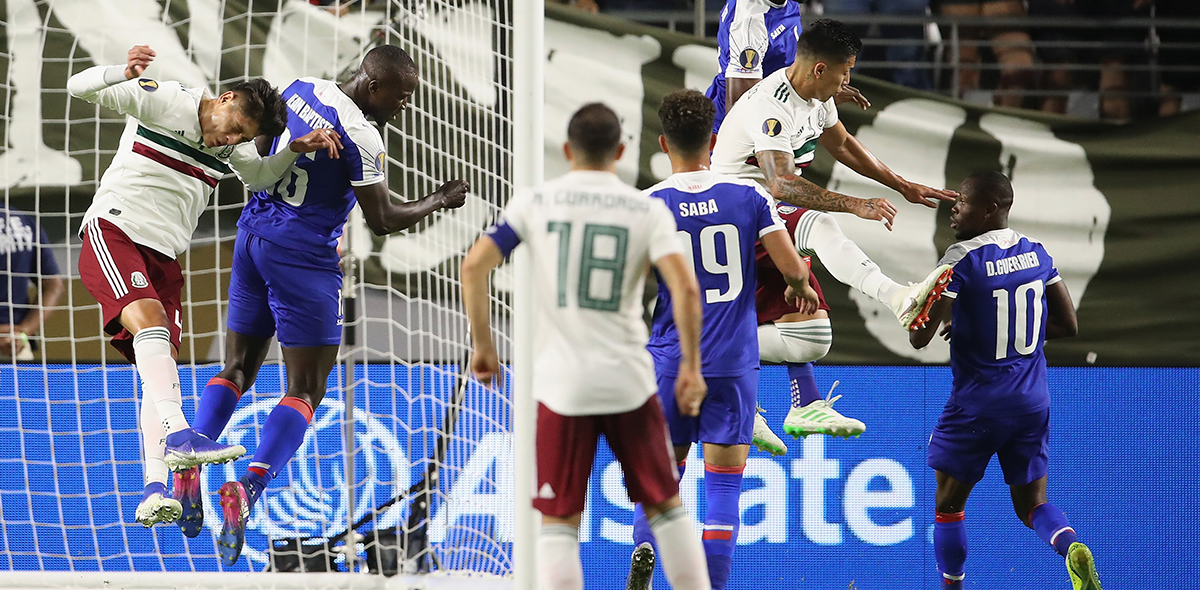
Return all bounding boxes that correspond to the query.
[66,45,168,121]
[819,121,957,209]
[910,296,952,348]
[227,129,344,193]
[756,149,899,230]
[462,237,505,385]
[354,179,470,236]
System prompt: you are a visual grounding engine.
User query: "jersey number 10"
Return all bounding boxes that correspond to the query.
[992,279,1045,360]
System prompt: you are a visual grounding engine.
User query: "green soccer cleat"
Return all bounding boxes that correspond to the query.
[782,381,866,439]
[889,264,954,331]
[751,407,787,456]
[625,542,655,590]
[1067,542,1102,590]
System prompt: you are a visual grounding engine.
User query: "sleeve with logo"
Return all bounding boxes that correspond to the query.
[342,120,387,186]
[66,65,185,126]
[749,94,795,155]
[484,188,532,258]
[647,198,683,263]
[724,0,771,79]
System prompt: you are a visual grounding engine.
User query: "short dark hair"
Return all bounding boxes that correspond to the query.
[796,18,862,64]
[230,78,288,137]
[362,44,418,82]
[658,90,715,155]
[964,170,1014,209]
[567,103,622,165]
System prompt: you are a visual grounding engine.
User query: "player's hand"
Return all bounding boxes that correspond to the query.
[470,344,501,387]
[125,45,156,80]
[834,85,870,110]
[433,179,470,210]
[674,368,707,417]
[899,181,957,209]
[940,319,952,341]
[785,285,821,315]
[289,128,343,159]
[853,197,898,231]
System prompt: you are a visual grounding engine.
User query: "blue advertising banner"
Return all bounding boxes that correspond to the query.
[1,364,1194,589]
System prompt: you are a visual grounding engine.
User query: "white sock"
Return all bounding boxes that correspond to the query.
[537,524,583,590]
[794,210,902,304]
[758,319,832,364]
[139,390,169,487]
[650,506,711,590]
[132,327,188,434]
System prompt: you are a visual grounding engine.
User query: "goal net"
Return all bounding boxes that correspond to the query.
[1,0,524,581]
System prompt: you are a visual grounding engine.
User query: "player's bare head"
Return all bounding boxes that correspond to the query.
[658,89,716,157]
[203,79,287,147]
[359,45,419,125]
[952,171,1013,239]
[566,103,623,169]
[794,19,861,101]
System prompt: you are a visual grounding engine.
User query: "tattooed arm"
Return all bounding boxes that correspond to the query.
[756,149,898,230]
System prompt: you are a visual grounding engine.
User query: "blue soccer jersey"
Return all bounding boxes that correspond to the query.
[939,228,1063,417]
[705,0,801,132]
[237,78,386,252]
[0,211,60,326]
[646,170,785,377]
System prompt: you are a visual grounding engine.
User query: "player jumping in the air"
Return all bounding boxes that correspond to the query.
[66,45,341,528]
[182,45,468,565]
[625,89,820,590]
[910,171,1100,590]
[463,103,711,590]
[710,19,956,454]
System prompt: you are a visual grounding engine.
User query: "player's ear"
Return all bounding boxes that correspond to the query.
[562,142,573,163]
[614,143,626,162]
[219,91,237,105]
[658,135,669,155]
[813,61,826,79]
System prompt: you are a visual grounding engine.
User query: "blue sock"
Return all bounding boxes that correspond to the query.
[194,377,242,440]
[243,396,313,507]
[702,463,743,590]
[1030,502,1078,557]
[934,511,967,587]
[788,363,820,408]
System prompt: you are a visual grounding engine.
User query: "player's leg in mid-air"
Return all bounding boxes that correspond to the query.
[77,219,245,527]
[628,373,754,590]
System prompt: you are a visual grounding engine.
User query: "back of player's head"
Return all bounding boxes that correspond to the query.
[362,44,418,83]
[229,78,288,137]
[567,103,622,166]
[964,170,1014,211]
[658,90,715,156]
[796,19,862,65]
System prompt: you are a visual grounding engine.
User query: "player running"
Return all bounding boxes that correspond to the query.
[66,45,341,528]
[625,90,819,590]
[910,171,1100,590]
[463,103,711,590]
[711,19,956,454]
[183,45,468,565]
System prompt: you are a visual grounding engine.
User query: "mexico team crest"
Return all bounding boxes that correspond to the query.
[137,79,158,92]
[130,271,148,289]
[762,118,782,137]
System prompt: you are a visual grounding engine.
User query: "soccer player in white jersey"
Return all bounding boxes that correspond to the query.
[711,19,956,453]
[462,104,711,590]
[66,45,341,528]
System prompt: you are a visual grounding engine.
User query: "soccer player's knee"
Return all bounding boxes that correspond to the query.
[783,331,830,363]
[798,210,843,249]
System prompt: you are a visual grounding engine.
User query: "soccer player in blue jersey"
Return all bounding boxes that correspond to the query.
[182,45,469,565]
[625,89,820,590]
[910,171,1101,590]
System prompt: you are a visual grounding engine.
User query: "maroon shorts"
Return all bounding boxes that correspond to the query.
[78,218,184,362]
[534,397,679,518]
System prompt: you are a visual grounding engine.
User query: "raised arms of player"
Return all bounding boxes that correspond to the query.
[354,179,469,236]
[818,121,957,208]
[759,230,820,314]
[66,46,177,122]
[652,252,707,417]
[755,148,900,229]
[227,131,344,193]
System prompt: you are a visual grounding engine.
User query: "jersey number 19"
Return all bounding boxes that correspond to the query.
[677,224,743,304]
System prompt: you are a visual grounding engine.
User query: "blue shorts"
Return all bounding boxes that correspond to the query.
[927,403,1050,486]
[656,371,757,446]
[226,230,343,348]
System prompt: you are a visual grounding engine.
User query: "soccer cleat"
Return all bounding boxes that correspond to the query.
[751,406,787,456]
[173,466,204,538]
[1067,542,1102,590]
[135,482,182,527]
[888,264,954,331]
[164,428,246,471]
[625,542,656,590]
[217,479,251,566]
[782,381,866,439]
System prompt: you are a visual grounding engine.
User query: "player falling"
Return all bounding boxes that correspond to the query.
[709,19,955,454]
[910,172,1101,590]
[181,45,468,565]
[626,89,820,590]
[66,45,340,528]
[463,103,711,590]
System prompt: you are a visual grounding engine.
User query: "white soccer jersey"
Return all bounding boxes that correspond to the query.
[711,68,839,182]
[487,170,683,416]
[67,65,298,258]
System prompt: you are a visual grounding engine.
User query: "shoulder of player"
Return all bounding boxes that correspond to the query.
[745,71,793,106]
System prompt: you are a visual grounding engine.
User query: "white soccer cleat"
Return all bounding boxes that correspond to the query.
[888,264,954,331]
[751,407,787,456]
[782,381,866,439]
[135,482,182,527]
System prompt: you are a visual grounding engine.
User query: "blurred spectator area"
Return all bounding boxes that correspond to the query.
[598,0,1200,119]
